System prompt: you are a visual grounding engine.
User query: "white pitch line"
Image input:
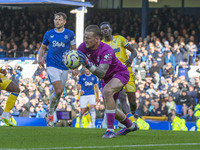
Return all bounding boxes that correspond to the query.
[1,143,200,150]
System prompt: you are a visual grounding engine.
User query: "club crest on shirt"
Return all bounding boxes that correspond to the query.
[50,35,54,38]
[64,35,68,39]
[104,53,112,61]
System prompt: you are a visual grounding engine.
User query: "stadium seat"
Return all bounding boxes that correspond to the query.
[176,105,183,115]
[159,68,162,77]
[192,51,197,65]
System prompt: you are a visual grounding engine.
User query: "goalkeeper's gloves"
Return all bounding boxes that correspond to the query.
[77,50,96,72]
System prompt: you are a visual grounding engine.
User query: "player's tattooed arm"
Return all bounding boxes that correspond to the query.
[92,64,109,79]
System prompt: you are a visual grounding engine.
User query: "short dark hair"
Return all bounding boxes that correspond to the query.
[54,12,67,20]
[85,25,101,37]
[100,21,111,28]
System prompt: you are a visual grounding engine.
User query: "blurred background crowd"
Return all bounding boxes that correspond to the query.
[1,6,200,126]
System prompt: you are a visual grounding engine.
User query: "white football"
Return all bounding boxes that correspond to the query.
[62,50,80,69]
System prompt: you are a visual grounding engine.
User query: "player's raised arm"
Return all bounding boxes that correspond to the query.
[125,43,137,67]
[78,50,109,78]
[38,44,47,67]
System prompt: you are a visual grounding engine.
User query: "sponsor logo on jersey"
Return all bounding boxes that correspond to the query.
[113,48,120,53]
[85,81,93,86]
[104,53,112,61]
[52,40,65,47]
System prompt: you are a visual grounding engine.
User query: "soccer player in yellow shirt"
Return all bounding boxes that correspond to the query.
[0,68,20,126]
[100,21,137,122]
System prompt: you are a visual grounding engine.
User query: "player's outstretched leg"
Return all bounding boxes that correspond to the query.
[1,81,20,126]
[119,90,135,122]
[115,109,138,136]
[127,92,137,115]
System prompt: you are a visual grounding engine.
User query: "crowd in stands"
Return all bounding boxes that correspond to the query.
[0,6,200,126]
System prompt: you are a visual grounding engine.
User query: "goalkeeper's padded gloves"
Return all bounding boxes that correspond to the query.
[77,50,96,72]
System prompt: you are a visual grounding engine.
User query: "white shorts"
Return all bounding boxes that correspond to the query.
[46,67,68,87]
[79,95,96,108]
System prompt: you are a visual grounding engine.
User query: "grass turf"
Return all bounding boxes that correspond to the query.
[0,127,200,150]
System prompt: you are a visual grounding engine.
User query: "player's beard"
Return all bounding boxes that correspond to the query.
[56,26,63,30]
[55,24,64,30]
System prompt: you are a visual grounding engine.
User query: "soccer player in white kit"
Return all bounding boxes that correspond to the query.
[38,12,76,126]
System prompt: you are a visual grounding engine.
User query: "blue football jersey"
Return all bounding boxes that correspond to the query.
[43,28,76,70]
[78,74,97,96]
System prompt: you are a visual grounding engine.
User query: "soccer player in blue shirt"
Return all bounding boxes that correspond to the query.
[77,68,99,128]
[38,12,76,126]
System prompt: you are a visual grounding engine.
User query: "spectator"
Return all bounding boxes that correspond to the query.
[170,85,180,104]
[155,51,165,68]
[145,54,154,69]
[166,95,176,114]
[18,92,29,103]
[134,114,150,130]
[177,89,194,115]
[161,40,171,53]
[177,61,190,81]
[148,61,160,77]
[172,43,184,66]
[134,61,148,80]
[0,41,6,57]
[141,105,150,116]
[149,99,155,112]
[36,105,47,118]
[187,84,198,105]
[33,65,45,78]
[165,50,176,68]
[3,64,13,74]
[21,41,29,57]
[161,100,168,117]
[185,40,197,65]
[11,69,22,84]
[133,52,142,66]
[186,108,196,122]
[4,42,12,57]
[150,102,161,116]
[19,104,29,117]
[171,115,188,131]
[162,62,174,79]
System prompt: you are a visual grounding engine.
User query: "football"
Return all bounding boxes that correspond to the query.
[62,50,80,69]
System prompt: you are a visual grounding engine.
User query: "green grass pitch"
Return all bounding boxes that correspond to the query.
[0,127,200,150]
